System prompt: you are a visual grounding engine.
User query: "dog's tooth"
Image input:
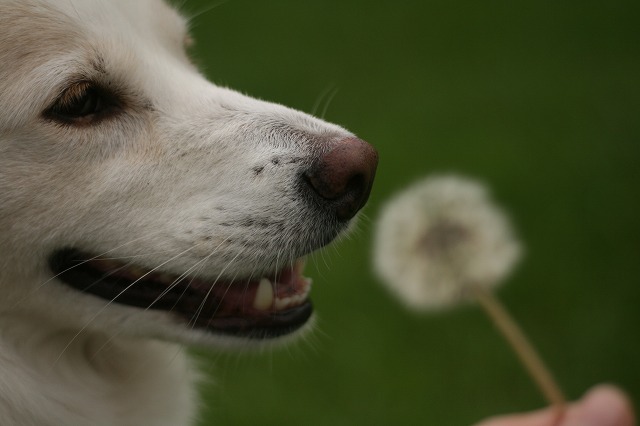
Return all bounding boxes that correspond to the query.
[253,278,274,311]
[304,277,312,291]
[274,294,306,310]
[273,277,313,311]
[274,296,292,310]
[299,277,312,299]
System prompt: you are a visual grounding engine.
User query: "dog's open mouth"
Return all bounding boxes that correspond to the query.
[49,249,313,339]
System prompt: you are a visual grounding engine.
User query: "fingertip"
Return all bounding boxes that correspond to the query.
[577,384,636,426]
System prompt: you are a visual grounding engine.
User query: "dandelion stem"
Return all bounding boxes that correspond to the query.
[471,285,566,413]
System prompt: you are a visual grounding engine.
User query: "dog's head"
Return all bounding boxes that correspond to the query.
[0,0,377,346]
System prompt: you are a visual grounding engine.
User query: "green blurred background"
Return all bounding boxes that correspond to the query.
[183,0,640,424]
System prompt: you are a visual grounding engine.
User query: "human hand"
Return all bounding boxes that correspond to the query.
[474,385,635,426]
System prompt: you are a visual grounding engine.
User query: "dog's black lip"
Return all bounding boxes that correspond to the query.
[48,248,312,339]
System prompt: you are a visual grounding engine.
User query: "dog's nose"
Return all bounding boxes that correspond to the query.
[305,137,378,221]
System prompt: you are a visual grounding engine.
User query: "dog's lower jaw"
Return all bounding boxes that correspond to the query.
[0,315,199,426]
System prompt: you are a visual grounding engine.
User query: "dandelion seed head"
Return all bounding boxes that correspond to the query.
[373,175,522,310]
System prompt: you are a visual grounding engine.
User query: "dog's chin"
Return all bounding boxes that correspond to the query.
[48,248,314,341]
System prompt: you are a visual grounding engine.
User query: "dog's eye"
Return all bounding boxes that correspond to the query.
[45,81,120,125]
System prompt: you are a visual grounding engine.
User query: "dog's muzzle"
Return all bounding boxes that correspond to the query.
[47,137,378,340]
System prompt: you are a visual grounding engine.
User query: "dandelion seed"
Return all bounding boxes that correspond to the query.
[373,174,565,414]
[374,175,521,310]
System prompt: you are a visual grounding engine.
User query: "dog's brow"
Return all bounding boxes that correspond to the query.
[91,55,107,74]
[47,62,106,95]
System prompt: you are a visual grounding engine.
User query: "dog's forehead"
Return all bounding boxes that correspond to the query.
[0,0,188,59]
[67,0,188,42]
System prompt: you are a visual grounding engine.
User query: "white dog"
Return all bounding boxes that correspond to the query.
[0,1,377,424]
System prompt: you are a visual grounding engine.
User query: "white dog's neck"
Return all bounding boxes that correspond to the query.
[0,315,198,426]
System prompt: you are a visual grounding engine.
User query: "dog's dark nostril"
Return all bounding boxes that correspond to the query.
[304,137,378,221]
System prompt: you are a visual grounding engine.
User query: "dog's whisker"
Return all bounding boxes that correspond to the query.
[320,87,340,119]
[79,259,139,294]
[188,246,248,330]
[353,212,373,228]
[93,234,239,359]
[89,250,219,363]
[52,244,203,366]
[173,259,210,314]
[160,248,221,327]
[93,249,179,262]
[11,230,166,310]
[169,231,243,316]
[146,233,242,321]
[146,246,223,311]
[273,248,282,303]
[184,0,228,23]
[184,233,242,329]
[318,243,331,270]
[311,83,336,116]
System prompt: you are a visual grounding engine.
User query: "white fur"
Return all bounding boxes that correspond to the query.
[0,0,358,424]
